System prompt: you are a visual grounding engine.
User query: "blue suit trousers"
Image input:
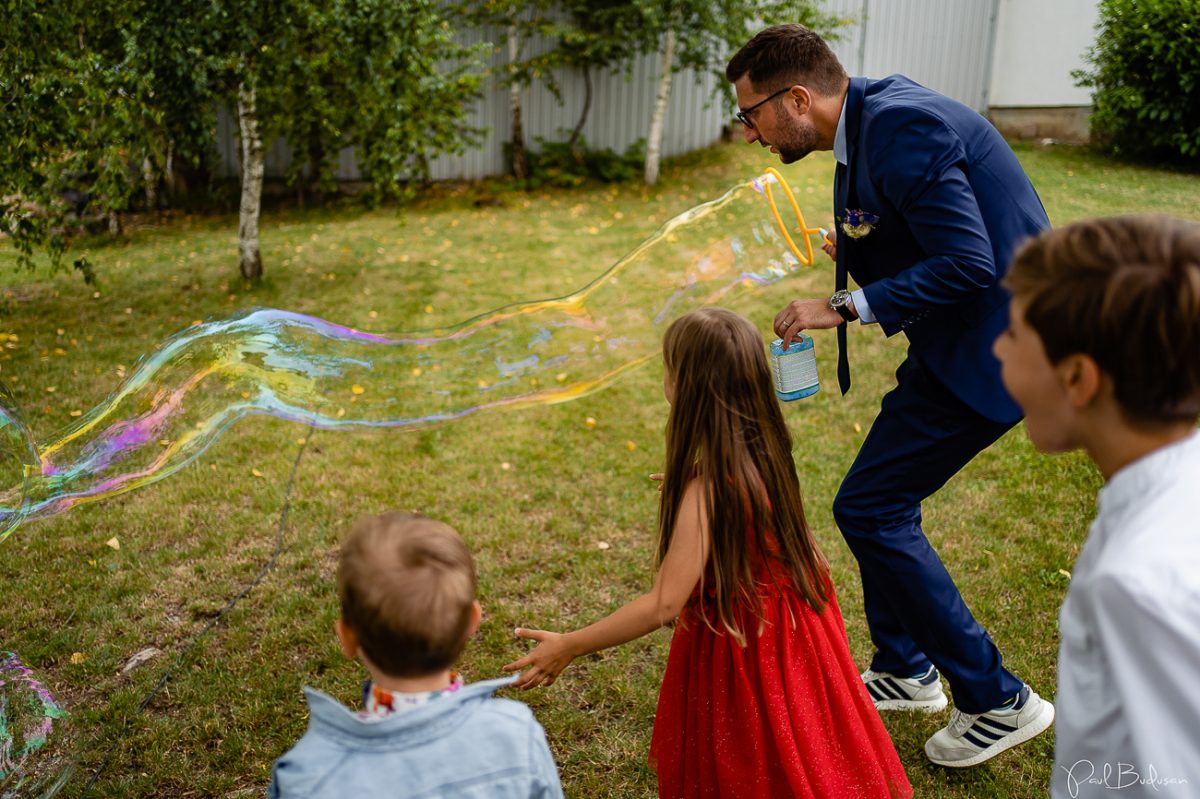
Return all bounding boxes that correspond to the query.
[833,356,1025,714]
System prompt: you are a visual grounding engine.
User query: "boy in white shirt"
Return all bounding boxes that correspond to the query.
[993,215,1200,798]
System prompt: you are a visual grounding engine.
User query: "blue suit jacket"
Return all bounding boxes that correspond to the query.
[836,75,1049,423]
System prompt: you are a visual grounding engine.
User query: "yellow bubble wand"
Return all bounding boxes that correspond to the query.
[758,166,828,266]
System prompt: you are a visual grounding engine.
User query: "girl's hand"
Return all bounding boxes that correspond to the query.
[649,473,663,492]
[502,628,577,690]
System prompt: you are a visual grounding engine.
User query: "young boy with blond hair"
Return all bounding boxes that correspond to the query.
[269,511,563,798]
[994,215,1200,798]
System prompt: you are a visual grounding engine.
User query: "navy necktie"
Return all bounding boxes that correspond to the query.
[833,162,851,395]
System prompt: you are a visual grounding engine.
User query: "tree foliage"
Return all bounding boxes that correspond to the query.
[0,0,155,279]
[662,0,843,107]
[1075,0,1200,164]
[640,0,843,183]
[0,0,485,280]
[260,0,487,202]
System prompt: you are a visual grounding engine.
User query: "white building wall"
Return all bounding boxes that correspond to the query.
[989,0,1099,107]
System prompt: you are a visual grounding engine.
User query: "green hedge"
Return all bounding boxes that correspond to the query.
[1074,0,1200,164]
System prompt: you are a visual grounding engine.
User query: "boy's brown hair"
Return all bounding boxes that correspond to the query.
[725,23,848,97]
[337,511,476,677]
[1006,215,1200,424]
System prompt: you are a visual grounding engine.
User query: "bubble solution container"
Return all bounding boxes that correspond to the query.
[769,336,820,401]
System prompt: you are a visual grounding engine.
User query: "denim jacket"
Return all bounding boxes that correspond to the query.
[268,675,563,798]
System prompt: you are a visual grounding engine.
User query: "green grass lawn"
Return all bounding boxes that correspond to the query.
[1,139,1197,798]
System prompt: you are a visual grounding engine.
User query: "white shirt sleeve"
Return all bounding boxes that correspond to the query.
[850,289,877,325]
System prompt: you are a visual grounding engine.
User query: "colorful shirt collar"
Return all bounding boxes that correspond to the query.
[360,672,464,720]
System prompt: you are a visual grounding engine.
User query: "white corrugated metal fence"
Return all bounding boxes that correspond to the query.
[216,1,1007,182]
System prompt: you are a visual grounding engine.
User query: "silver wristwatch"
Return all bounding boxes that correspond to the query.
[829,289,856,322]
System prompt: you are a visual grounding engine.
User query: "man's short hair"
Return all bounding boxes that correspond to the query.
[1006,215,1200,424]
[725,23,847,96]
[338,511,476,677]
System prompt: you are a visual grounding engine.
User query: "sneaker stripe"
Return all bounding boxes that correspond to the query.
[967,723,1005,742]
[961,729,993,749]
[874,680,903,701]
[882,678,912,700]
[976,716,1018,734]
[867,683,889,702]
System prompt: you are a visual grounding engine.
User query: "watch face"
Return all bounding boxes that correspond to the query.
[830,290,854,320]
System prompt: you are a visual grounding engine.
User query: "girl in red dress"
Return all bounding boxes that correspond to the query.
[504,307,911,798]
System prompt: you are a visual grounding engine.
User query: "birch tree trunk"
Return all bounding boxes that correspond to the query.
[237,77,265,281]
[508,25,527,180]
[644,27,676,186]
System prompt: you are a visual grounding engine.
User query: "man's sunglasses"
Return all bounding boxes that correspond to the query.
[735,86,792,129]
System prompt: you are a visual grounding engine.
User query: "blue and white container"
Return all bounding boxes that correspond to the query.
[769,336,820,401]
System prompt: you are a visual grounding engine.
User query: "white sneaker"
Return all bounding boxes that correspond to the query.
[861,666,948,712]
[924,685,1055,768]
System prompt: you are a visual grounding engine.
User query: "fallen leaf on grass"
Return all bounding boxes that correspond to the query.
[122,647,163,675]
[70,652,87,665]
[106,537,120,550]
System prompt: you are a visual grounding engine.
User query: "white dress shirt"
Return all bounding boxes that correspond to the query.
[832,96,877,325]
[1053,431,1200,798]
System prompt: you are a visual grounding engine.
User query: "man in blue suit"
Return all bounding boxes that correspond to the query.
[726,24,1055,767]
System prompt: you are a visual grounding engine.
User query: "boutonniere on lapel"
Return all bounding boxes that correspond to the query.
[840,209,880,239]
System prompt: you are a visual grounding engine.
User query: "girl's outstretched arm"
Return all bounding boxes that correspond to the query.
[503,479,710,690]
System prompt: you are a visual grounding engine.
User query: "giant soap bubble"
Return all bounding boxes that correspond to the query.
[1,168,824,791]
[0,652,69,796]
[0,169,823,543]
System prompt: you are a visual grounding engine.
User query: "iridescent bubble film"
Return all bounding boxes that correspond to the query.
[1,171,822,790]
[0,653,70,797]
[0,171,821,544]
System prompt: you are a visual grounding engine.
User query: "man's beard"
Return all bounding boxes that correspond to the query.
[771,112,820,163]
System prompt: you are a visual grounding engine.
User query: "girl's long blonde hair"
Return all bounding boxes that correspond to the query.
[658,308,830,641]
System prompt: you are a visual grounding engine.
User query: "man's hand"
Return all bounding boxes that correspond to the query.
[774,299,843,348]
[822,228,837,261]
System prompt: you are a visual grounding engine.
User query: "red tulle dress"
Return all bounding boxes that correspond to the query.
[648,533,912,799]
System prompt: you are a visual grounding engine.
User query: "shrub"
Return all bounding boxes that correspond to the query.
[1074,0,1200,164]
[508,136,647,189]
